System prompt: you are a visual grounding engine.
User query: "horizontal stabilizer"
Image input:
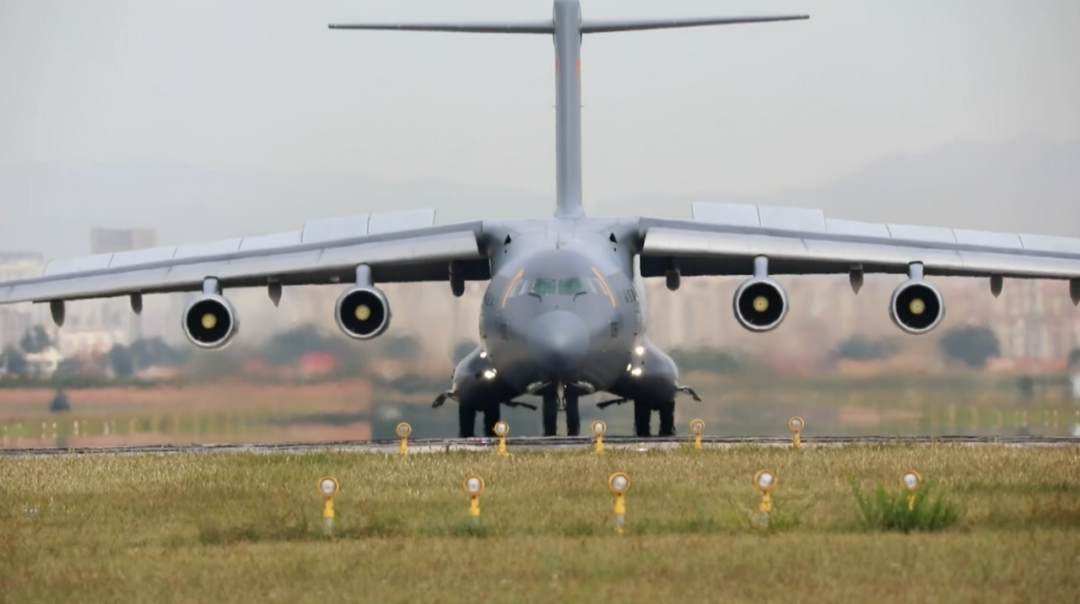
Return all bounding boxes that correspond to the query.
[328,21,554,34]
[581,15,808,34]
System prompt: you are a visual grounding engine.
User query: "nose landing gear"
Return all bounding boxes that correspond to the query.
[542,386,581,437]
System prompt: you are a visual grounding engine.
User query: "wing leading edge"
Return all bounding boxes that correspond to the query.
[0,209,489,306]
[639,202,1080,294]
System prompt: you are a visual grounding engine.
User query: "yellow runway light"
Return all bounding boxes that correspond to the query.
[900,470,921,511]
[493,420,510,456]
[754,470,776,528]
[396,422,412,455]
[689,419,705,450]
[788,416,804,449]
[608,472,630,534]
[591,420,607,454]
[317,477,339,536]
[462,474,486,524]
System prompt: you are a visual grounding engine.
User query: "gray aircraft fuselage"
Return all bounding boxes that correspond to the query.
[448,219,682,431]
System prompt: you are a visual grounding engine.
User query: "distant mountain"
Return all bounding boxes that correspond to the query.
[595,136,1080,236]
[1,136,1077,260]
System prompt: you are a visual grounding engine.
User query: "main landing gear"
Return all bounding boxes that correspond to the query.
[595,385,702,437]
[433,391,537,438]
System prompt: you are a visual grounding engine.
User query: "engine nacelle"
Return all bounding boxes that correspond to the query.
[889,279,945,335]
[182,294,239,349]
[733,277,788,332]
[335,286,392,340]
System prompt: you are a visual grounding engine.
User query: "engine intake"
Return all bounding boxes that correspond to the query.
[733,277,788,332]
[335,286,391,340]
[890,279,945,334]
[182,294,239,349]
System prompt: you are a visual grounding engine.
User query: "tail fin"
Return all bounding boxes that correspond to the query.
[330,1,808,220]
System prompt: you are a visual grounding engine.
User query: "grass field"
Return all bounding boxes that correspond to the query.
[2,444,1078,603]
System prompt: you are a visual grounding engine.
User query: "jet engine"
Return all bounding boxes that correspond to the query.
[335,286,392,340]
[182,294,239,349]
[733,277,788,332]
[889,279,945,335]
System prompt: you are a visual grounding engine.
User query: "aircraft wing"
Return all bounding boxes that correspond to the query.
[638,202,1080,295]
[0,209,488,306]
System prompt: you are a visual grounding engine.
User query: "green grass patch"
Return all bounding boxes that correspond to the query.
[1,445,1077,603]
[849,478,962,532]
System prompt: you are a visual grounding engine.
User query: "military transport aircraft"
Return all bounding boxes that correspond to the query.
[2,0,1079,439]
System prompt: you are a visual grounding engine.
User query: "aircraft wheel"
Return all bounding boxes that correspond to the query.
[633,399,651,437]
[458,403,477,438]
[657,400,676,437]
[542,393,558,436]
[482,400,502,437]
[565,393,581,437]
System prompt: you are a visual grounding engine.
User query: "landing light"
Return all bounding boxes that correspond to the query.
[900,470,921,510]
[483,369,497,380]
[608,472,630,495]
[480,351,487,359]
[689,419,705,450]
[754,470,775,493]
[753,470,775,528]
[494,420,510,456]
[396,422,412,455]
[591,420,606,454]
[630,367,643,377]
[318,477,339,498]
[607,472,630,534]
[626,364,632,372]
[634,346,645,356]
[462,474,485,523]
[317,476,339,536]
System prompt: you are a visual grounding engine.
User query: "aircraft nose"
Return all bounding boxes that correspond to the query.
[527,310,589,375]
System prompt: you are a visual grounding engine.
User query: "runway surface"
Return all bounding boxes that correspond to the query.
[1,434,1078,457]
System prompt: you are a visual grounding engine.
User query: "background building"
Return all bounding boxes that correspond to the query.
[90,228,157,255]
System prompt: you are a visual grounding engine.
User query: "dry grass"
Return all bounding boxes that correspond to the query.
[1,445,1078,603]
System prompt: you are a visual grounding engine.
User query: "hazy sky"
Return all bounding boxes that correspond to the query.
[1,0,1079,202]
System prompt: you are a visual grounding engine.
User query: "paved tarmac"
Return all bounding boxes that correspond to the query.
[1,434,1077,458]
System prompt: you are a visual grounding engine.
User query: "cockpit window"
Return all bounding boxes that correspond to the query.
[507,276,606,299]
[531,278,557,295]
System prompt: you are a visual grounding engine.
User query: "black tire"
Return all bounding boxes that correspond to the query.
[633,399,651,437]
[565,393,581,437]
[458,403,477,438]
[482,400,501,437]
[542,394,558,436]
[657,400,676,437]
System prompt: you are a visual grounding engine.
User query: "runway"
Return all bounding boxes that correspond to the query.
[1,434,1078,457]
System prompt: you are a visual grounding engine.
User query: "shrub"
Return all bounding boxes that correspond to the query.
[849,478,961,532]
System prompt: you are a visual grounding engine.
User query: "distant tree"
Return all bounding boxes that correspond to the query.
[55,358,84,376]
[1017,375,1035,401]
[452,340,478,364]
[1,346,28,376]
[938,324,1001,369]
[835,335,899,361]
[48,388,71,413]
[382,336,420,360]
[108,345,135,378]
[130,337,188,370]
[19,325,52,354]
[1068,348,1080,370]
[263,325,344,366]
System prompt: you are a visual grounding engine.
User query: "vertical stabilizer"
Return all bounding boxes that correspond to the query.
[552,0,584,218]
[329,2,807,221]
